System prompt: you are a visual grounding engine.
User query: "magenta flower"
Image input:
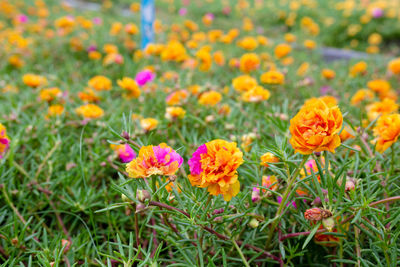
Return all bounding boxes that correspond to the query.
[92,17,102,25]
[277,196,297,209]
[153,144,183,168]
[372,8,384,18]
[117,144,137,163]
[16,14,28,24]
[188,144,207,175]
[179,8,187,16]
[87,45,97,52]
[0,125,10,159]
[135,70,155,86]
[251,187,261,203]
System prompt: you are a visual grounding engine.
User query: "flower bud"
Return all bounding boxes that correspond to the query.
[304,208,332,221]
[136,189,150,203]
[61,239,71,254]
[122,131,130,140]
[251,187,261,203]
[169,175,177,182]
[136,203,146,213]
[212,208,224,215]
[121,194,130,202]
[249,218,259,228]
[322,217,335,232]
[213,216,223,223]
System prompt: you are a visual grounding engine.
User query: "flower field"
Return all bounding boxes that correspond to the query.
[1,0,400,266]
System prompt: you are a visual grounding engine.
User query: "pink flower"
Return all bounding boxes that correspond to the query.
[135,70,155,86]
[187,144,207,175]
[372,8,384,18]
[92,17,102,25]
[153,144,183,168]
[16,14,28,23]
[179,8,187,16]
[277,196,297,209]
[117,144,136,163]
[251,187,261,203]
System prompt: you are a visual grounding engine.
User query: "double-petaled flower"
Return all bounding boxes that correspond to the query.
[126,143,183,178]
[188,139,244,201]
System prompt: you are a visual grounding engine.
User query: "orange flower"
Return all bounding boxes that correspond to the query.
[350,89,374,106]
[75,104,104,119]
[241,86,270,102]
[274,43,291,59]
[39,87,62,102]
[188,140,244,201]
[367,79,391,95]
[166,90,188,105]
[117,77,140,98]
[339,126,355,142]
[303,96,337,108]
[237,36,258,50]
[198,91,222,106]
[372,114,400,153]
[304,40,316,50]
[289,99,343,154]
[23,74,47,88]
[366,98,398,121]
[239,53,260,73]
[260,152,279,167]
[349,61,367,77]
[232,75,257,92]
[260,71,285,85]
[46,104,64,118]
[78,88,100,102]
[126,143,183,178]
[88,76,112,91]
[140,118,158,131]
[160,40,188,62]
[165,107,186,120]
[388,58,400,75]
[321,69,336,80]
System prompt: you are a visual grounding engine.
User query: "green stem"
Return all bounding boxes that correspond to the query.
[265,155,309,248]
[228,230,250,267]
[151,177,158,201]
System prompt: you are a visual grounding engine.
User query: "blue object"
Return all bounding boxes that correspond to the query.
[141,0,155,50]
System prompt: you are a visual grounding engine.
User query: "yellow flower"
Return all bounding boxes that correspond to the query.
[47,104,65,118]
[117,77,140,98]
[75,104,104,119]
[232,75,257,92]
[373,114,400,153]
[198,91,222,106]
[304,39,316,50]
[165,107,186,120]
[140,118,158,131]
[366,98,399,121]
[160,40,188,62]
[88,76,112,91]
[237,36,258,50]
[23,74,47,88]
[350,89,375,106]
[260,71,285,85]
[39,87,62,102]
[260,152,279,167]
[242,86,270,102]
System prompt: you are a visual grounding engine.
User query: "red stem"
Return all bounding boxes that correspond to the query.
[148,201,281,263]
